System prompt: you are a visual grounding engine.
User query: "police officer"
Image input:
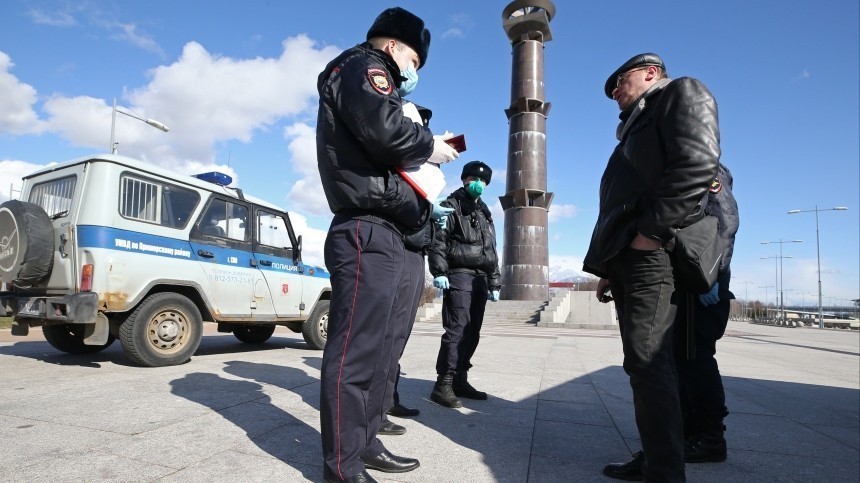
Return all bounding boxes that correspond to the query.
[428,161,502,408]
[316,7,458,483]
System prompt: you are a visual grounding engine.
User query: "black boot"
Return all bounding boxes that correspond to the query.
[602,450,645,481]
[430,374,463,408]
[453,372,488,400]
[685,426,727,463]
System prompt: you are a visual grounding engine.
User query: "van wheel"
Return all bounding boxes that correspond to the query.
[301,299,329,350]
[42,324,115,354]
[0,200,54,288]
[233,325,276,344]
[119,293,203,367]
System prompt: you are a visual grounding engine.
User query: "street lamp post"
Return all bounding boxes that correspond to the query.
[787,206,849,329]
[759,285,774,319]
[762,239,802,322]
[734,280,755,320]
[109,97,169,154]
[761,255,795,322]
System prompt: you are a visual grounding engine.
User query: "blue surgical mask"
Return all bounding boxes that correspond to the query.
[398,64,419,97]
[466,180,485,198]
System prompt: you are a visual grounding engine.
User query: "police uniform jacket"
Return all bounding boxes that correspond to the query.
[316,42,433,236]
[428,187,501,290]
[583,77,720,278]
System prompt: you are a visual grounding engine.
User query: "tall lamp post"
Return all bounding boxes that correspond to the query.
[761,239,801,322]
[787,206,849,329]
[761,253,796,322]
[759,285,774,319]
[733,279,755,320]
[109,97,169,154]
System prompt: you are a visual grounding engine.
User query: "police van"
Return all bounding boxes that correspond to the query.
[0,154,331,367]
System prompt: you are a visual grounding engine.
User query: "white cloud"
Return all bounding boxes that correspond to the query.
[26,8,76,27]
[288,211,329,268]
[0,160,51,201]
[548,203,577,223]
[442,28,464,39]
[0,52,46,135]
[284,122,329,216]
[548,254,589,282]
[109,21,165,57]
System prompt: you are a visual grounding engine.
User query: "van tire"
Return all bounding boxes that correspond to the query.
[301,299,329,350]
[119,292,203,367]
[43,323,116,354]
[0,200,54,288]
[233,325,276,344]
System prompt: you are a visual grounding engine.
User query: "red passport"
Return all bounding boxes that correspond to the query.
[444,134,467,152]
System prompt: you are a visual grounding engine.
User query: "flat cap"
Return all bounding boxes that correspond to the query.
[604,53,665,98]
[367,7,431,69]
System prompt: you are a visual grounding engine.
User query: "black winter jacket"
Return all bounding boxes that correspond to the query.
[316,42,433,235]
[583,77,720,278]
[428,188,501,290]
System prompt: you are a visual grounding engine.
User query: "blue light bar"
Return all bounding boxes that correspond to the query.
[193,171,233,186]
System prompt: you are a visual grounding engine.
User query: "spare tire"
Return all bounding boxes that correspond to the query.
[0,200,54,288]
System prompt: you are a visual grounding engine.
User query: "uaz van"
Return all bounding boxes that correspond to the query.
[0,154,330,367]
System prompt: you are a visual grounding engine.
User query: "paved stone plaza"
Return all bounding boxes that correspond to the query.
[0,316,857,482]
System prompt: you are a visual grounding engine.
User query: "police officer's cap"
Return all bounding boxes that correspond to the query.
[604,53,665,99]
[461,161,492,185]
[367,7,431,69]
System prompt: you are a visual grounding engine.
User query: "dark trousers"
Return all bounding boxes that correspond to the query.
[436,271,488,376]
[608,247,685,483]
[385,248,426,410]
[674,286,730,438]
[320,217,408,480]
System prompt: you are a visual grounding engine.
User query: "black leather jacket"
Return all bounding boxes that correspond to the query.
[583,77,720,278]
[428,188,501,289]
[316,42,433,235]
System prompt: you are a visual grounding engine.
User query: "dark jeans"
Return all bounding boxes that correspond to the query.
[608,247,685,483]
[436,272,488,376]
[674,285,730,438]
[320,217,408,479]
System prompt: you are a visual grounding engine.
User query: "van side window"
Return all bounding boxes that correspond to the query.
[29,176,76,217]
[119,175,199,229]
[257,210,291,249]
[199,199,248,241]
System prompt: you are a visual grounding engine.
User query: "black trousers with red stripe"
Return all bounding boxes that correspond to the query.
[320,217,410,480]
[385,248,426,411]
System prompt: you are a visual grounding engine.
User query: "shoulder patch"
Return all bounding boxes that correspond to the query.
[367,68,393,95]
[709,177,722,194]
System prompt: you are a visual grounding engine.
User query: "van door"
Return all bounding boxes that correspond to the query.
[252,207,303,317]
[190,198,265,319]
[23,165,86,292]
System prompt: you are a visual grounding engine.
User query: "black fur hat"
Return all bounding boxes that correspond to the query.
[461,161,492,185]
[366,7,431,69]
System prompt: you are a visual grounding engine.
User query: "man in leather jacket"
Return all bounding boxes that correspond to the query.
[316,8,459,483]
[428,161,502,408]
[583,53,720,482]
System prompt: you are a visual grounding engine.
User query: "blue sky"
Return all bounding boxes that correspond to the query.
[1,0,857,306]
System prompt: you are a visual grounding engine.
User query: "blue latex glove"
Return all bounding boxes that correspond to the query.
[699,282,720,306]
[433,275,450,290]
[431,202,454,229]
[488,290,500,302]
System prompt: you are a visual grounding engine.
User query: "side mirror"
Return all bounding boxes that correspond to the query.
[293,235,303,263]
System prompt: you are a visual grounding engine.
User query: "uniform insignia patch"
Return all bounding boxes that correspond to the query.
[367,68,392,95]
[709,178,722,194]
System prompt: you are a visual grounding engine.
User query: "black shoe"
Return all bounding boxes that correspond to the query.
[387,403,420,418]
[360,449,420,473]
[602,451,645,481]
[685,437,727,463]
[323,468,378,482]
[453,373,488,400]
[378,419,406,436]
[430,375,463,408]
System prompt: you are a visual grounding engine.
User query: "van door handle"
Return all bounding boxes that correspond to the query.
[197,250,214,258]
[259,259,272,266]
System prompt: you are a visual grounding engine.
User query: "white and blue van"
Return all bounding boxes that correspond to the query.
[0,154,331,367]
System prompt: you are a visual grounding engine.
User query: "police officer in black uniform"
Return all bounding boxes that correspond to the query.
[428,161,502,408]
[316,7,458,483]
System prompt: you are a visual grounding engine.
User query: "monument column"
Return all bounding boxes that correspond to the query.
[500,1,556,301]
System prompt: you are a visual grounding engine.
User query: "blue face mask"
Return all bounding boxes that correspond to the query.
[466,179,485,198]
[398,64,419,97]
